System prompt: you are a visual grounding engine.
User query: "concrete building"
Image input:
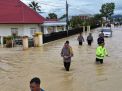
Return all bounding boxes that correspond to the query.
[0,0,67,45]
[0,0,45,45]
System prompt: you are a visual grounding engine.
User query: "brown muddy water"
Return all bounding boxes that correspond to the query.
[0,27,122,91]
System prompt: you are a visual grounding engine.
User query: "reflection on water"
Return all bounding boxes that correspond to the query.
[0,27,122,91]
[96,64,105,76]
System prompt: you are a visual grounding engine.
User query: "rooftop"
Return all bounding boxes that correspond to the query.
[0,0,45,24]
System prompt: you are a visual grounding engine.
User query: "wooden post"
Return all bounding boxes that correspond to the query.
[38,33,43,47]
[102,24,104,28]
[33,35,38,47]
[88,26,91,32]
[34,32,43,47]
[87,26,90,32]
[0,36,3,47]
[22,36,28,50]
[55,26,58,32]
[111,24,114,29]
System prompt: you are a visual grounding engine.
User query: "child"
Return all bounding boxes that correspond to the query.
[96,43,108,64]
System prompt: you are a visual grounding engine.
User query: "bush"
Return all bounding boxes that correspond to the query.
[4,36,13,48]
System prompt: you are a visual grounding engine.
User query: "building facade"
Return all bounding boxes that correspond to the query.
[0,0,67,45]
[42,20,66,34]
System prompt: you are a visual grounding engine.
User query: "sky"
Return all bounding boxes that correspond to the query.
[21,0,122,17]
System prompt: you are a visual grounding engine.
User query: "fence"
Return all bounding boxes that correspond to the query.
[43,25,100,43]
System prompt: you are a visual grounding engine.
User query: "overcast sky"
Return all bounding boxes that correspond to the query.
[21,0,122,17]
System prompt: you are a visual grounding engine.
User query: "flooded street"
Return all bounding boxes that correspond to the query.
[0,27,122,91]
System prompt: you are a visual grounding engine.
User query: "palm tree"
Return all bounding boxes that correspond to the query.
[29,1,41,12]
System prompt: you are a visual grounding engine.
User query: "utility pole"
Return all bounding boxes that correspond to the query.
[66,0,69,36]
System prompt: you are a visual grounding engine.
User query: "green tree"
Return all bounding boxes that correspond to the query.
[48,13,58,19]
[94,14,103,20]
[29,1,41,12]
[94,14,104,25]
[70,17,84,28]
[100,2,115,21]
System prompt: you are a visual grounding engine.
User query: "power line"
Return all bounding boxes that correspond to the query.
[69,6,92,14]
[66,0,69,36]
[35,1,92,15]
[36,0,65,5]
[0,1,65,7]
[35,0,65,7]
[39,2,64,7]
[35,0,92,14]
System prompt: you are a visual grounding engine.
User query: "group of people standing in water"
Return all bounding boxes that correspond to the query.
[29,31,109,91]
[61,31,109,71]
[77,33,93,46]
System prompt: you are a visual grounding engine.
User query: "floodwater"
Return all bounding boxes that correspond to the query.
[0,27,122,91]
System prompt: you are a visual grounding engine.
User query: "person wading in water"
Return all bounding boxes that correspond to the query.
[96,43,108,64]
[30,77,44,91]
[61,41,73,71]
[77,33,84,46]
[87,33,93,46]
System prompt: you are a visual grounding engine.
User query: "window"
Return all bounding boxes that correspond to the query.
[57,26,64,31]
[47,27,55,34]
[11,28,18,36]
[41,26,44,33]
[30,28,36,35]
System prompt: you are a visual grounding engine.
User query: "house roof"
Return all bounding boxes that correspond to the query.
[0,0,45,24]
[42,21,66,27]
[45,19,59,22]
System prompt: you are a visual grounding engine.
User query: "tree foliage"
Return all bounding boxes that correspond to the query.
[100,2,115,20]
[29,1,41,12]
[70,17,84,28]
[94,14,103,20]
[70,16,101,28]
[47,13,58,19]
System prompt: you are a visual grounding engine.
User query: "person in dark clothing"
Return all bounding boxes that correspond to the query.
[64,62,71,71]
[87,33,93,46]
[97,36,104,45]
[61,41,73,71]
[30,77,44,91]
[99,31,104,38]
[97,31,105,45]
[77,33,84,45]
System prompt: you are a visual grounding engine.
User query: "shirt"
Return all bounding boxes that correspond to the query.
[61,46,73,62]
[87,35,93,41]
[41,89,44,91]
[96,46,108,59]
[31,88,44,91]
[77,35,84,42]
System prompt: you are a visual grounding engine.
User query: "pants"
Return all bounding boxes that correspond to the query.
[96,58,103,64]
[79,42,82,45]
[64,62,71,71]
[87,40,92,46]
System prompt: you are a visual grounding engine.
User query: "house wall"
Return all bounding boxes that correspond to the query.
[0,23,66,37]
[0,24,41,38]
